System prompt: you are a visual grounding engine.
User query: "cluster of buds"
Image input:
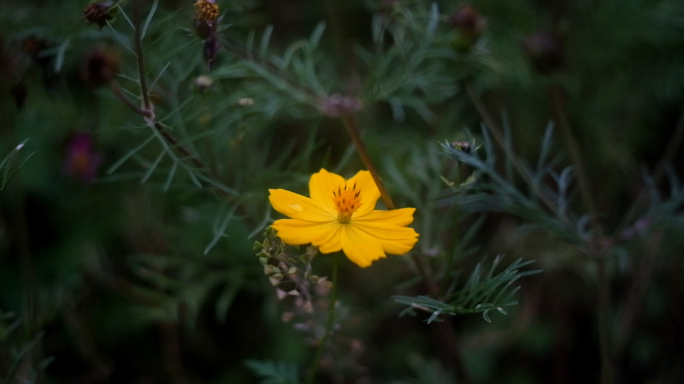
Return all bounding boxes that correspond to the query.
[254,228,368,381]
[254,227,328,312]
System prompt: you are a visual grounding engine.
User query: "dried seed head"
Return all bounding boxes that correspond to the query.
[194,0,220,22]
[83,1,115,28]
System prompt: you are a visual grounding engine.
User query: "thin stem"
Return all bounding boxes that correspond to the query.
[653,105,684,185]
[341,114,467,380]
[126,1,234,196]
[464,80,561,216]
[597,259,614,384]
[614,233,661,366]
[549,85,597,216]
[133,0,151,111]
[340,115,395,209]
[549,85,614,383]
[110,81,149,117]
[306,253,339,384]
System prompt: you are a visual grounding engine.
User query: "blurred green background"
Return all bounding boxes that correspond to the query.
[1,0,684,383]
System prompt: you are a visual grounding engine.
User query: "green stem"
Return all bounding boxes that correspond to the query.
[132,1,151,111]
[597,259,614,384]
[340,115,395,209]
[549,85,597,217]
[653,104,684,185]
[306,253,339,384]
[464,80,561,217]
[128,2,233,196]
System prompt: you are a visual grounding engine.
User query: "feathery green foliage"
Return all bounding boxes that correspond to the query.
[395,256,540,323]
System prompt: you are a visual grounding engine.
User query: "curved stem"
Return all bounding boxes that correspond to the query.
[305,252,339,384]
[340,114,469,381]
[340,115,395,209]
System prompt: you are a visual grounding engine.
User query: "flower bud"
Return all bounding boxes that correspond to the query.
[194,19,212,40]
[237,97,255,107]
[449,141,471,153]
[194,75,214,93]
[276,289,288,299]
[447,4,487,51]
[83,1,116,28]
[523,31,564,74]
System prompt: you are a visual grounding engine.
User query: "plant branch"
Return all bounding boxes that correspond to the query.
[110,81,149,117]
[549,85,598,218]
[464,79,562,218]
[306,252,339,384]
[133,1,151,112]
[614,233,661,363]
[127,1,232,196]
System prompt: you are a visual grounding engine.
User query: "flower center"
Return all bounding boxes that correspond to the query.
[332,182,362,224]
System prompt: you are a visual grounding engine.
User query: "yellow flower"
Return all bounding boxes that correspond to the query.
[269,169,419,268]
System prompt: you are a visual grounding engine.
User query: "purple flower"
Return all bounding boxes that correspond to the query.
[63,133,103,183]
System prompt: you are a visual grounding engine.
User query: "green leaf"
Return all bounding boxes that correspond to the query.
[0,139,35,191]
[245,360,300,384]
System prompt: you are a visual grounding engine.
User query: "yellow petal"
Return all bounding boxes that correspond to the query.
[351,220,419,255]
[309,169,345,209]
[341,224,386,268]
[269,189,335,222]
[354,208,416,227]
[271,219,342,254]
[347,170,381,217]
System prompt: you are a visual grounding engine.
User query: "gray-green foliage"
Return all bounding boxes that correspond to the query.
[0,312,53,384]
[8,0,684,382]
[395,256,540,323]
[245,360,300,384]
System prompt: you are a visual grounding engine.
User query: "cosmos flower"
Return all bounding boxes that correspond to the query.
[269,169,419,267]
